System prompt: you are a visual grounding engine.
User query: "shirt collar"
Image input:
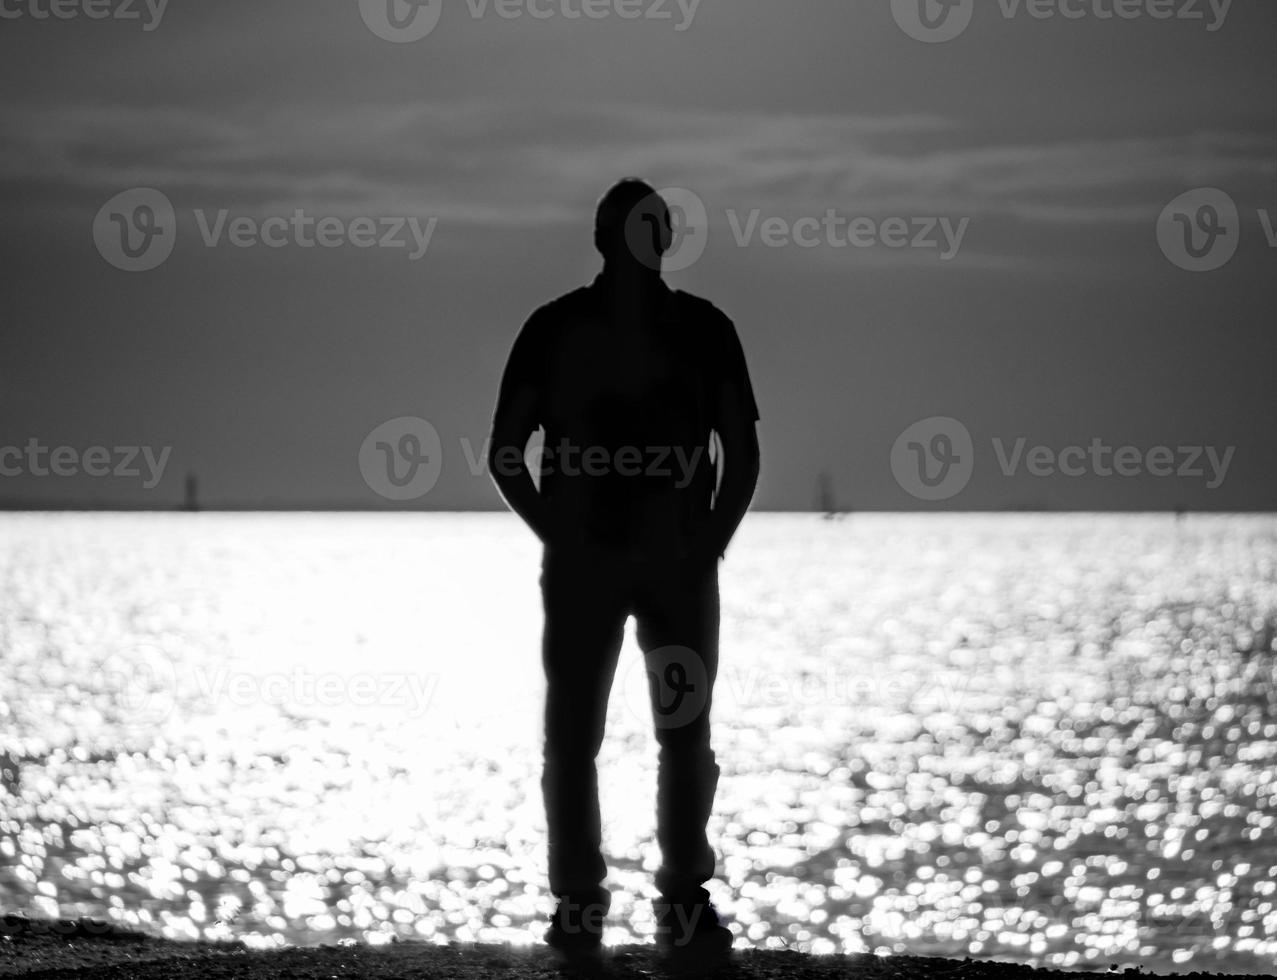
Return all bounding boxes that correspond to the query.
[587,273,677,323]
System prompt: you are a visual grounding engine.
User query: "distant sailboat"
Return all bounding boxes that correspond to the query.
[816,471,846,521]
[183,472,201,513]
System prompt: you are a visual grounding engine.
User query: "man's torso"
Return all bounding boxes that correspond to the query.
[533,282,719,559]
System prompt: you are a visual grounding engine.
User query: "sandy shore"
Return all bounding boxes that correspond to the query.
[0,917,1255,980]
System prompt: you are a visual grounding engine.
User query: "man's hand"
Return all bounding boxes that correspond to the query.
[705,412,761,562]
[489,386,554,544]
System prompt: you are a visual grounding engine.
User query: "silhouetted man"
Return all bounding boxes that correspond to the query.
[489,179,760,958]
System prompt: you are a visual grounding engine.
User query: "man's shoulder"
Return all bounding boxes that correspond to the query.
[523,284,736,338]
[528,286,595,326]
[512,288,594,357]
[671,291,738,345]
[671,289,733,325]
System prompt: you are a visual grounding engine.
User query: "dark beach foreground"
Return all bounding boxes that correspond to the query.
[0,919,1258,980]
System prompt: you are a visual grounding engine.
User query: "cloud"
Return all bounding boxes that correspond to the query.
[1,99,1272,247]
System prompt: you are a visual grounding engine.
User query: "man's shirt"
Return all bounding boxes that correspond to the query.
[493,275,759,560]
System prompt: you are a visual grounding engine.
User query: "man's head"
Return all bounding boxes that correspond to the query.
[594,178,671,269]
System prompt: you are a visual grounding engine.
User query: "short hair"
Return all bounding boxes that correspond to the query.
[595,178,667,231]
[594,179,671,259]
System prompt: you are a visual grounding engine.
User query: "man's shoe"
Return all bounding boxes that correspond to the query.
[653,888,733,958]
[545,891,608,960]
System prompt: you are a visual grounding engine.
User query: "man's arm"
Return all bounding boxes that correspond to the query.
[489,316,554,544]
[700,311,761,559]
[705,409,760,559]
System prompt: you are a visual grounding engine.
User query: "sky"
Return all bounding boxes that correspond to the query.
[2,0,1275,511]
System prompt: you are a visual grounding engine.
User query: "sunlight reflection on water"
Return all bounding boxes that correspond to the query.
[1,513,1275,973]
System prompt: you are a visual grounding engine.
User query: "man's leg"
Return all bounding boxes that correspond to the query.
[632,559,721,900]
[540,548,628,917]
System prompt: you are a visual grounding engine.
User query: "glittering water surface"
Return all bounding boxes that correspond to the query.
[2,513,1276,973]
